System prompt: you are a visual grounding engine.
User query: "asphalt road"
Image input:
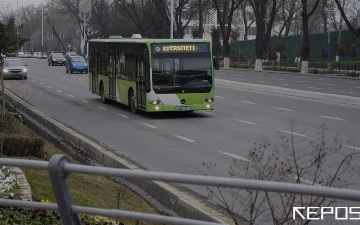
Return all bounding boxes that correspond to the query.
[215,69,360,98]
[5,58,360,221]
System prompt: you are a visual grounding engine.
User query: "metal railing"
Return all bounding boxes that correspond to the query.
[2,154,360,225]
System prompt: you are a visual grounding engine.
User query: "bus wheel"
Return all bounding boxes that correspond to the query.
[129,91,138,114]
[100,84,108,104]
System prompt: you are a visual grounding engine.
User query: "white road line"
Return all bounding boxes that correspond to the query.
[232,118,262,126]
[201,111,219,116]
[215,96,224,98]
[54,74,58,75]
[47,86,53,88]
[324,83,334,86]
[96,106,107,110]
[56,90,62,93]
[317,79,329,81]
[276,129,311,138]
[320,116,347,121]
[347,82,356,84]
[79,99,89,103]
[281,84,294,86]
[173,135,196,143]
[273,107,294,112]
[139,122,157,129]
[39,83,43,85]
[342,145,360,151]
[308,87,323,90]
[289,175,321,186]
[340,91,358,94]
[274,78,284,80]
[219,151,250,162]
[297,81,306,83]
[66,94,75,98]
[31,80,35,82]
[354,87,360,89]
[240,101,255,104]
[258,81,267,83]
[78,79,83,81]
[295,77,302,79]
[116,113,129,118]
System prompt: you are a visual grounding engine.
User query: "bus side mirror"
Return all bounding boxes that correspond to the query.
[213,57,219,70]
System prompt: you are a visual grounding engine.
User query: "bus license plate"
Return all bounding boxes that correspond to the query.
[176,106,191,111]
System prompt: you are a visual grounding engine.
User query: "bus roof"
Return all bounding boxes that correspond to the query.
[89,38,211,44]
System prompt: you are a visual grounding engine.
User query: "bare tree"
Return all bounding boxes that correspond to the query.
[213,0,243,69]
[248,0,278,70]
[240,0,255,41]
[300,0,325,74]
[273,0,301,37]
[202,123,360,225]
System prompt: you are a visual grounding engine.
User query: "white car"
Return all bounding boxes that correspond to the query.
[37,53,47,59]
[33,52,40,58]
[17,52,25,58]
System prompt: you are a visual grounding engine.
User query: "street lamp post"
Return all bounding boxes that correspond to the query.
[170,0,174,39]
[41,0,44,58]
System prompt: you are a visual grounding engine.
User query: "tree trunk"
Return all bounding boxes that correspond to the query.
[255,59,263,70]
[301,2,310,74]
[336,18,343,62]
[223,42,230,69]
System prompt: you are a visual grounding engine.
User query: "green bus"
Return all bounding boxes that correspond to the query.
[88,35,216,113]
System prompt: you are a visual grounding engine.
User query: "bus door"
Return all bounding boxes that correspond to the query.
[92,52,98,93]
[108,52,116,99]
[136,54,146,110]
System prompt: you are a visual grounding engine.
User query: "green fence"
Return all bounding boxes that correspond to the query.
[234,30,360,63]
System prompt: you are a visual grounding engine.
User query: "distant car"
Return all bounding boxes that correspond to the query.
[37,52,47,59]
[17,52,25,58]
[33,52,40,58]
[2,58,27,79]
[48,52,66,66]
[66,56,88,74]
[25,52,32,58]
[65,52,78,60]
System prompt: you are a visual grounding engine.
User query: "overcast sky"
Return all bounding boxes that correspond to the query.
[1,0,43,11]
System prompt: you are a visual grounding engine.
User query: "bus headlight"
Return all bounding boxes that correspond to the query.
[204,98,214,103]
[149,99,162,105]
[155,106,160,110]
[206,104,210,108]
[3,69,8,73]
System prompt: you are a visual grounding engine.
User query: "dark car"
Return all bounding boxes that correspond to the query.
[48,52,66,66]
[66,56,88,74]
[3,58,27,79]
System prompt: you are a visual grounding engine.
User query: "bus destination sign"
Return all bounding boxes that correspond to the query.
[152,43,208,53]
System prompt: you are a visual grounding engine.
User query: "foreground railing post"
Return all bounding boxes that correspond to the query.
[48,154,82,225]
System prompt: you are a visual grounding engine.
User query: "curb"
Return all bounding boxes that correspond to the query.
[215,78,360,106]
[4,89,230,225]
[10,167,32,201]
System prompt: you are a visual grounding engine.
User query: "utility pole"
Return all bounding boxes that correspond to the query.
[198,0,202,39]
[170,0,174,39]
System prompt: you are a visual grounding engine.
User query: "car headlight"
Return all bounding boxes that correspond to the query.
[3,68,8,73]
[23,68,27,72]
[52,59,56,61]
[149,99,162,105]
[204,98,214,103]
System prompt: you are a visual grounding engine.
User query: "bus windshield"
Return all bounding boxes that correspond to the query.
[151,43,212,93]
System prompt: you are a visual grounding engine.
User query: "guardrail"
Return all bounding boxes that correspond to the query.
[2,154,360,225]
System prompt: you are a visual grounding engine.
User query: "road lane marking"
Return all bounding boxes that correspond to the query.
[31,80,35,82]
[324,83,334,86]
[215,96,224,98]
[201,111,219,116]
[219,151,250,162]
[39,83,43,85]
[281,83,294,86]
[56,90,62,93]
[273,107,294,112]
[289,175,321,186]
[274,78,284,80]
[321,116,347,121]
[79,99,89,103]
[317,79,329,81]
[78,79,83,81]
[347,82,357,84]
[354,87,360,89]
[340,91,358,94]
[96,106,107,110]
[258,81,267,83]
[276,129,311,138]
[47,86,53,88]
[342,145,360,151]
[116,113,129,118]
[308,87,323,90]
[139,122,157,129]
[240,101,255,104]
[232,118,262,126]
[54,74,58,75]
[297,81,306,83]
[66,94,75,98]
[173,135,196,143]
